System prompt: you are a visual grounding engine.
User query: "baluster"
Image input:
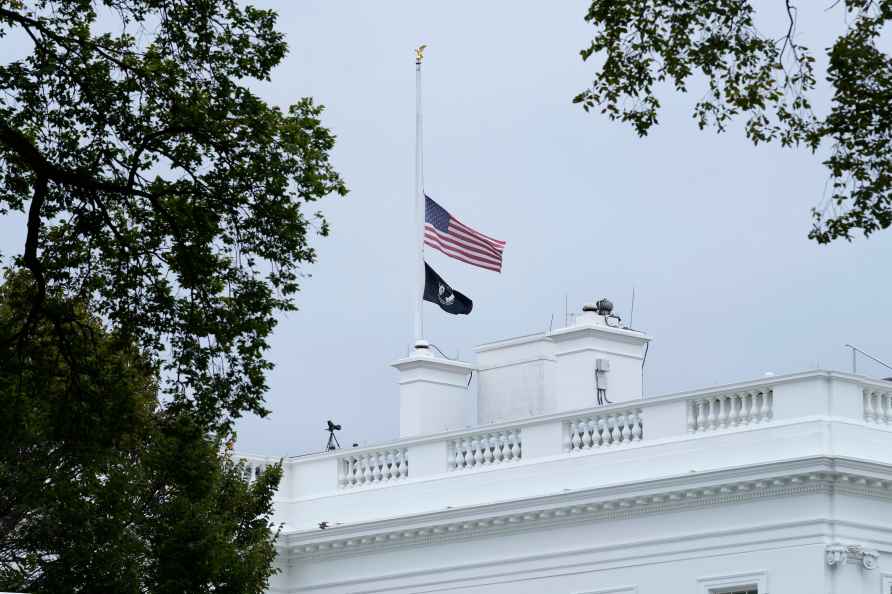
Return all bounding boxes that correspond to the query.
[463,438,474,467]
[581,419,593,448]
[719,396,729,428]
[499,433,508,462]
[696,399,706,432]
[686,401,695,433]
[621,412,631,442]
[740,392,753,425]
[728,394,740,426]
[863,391,872,422]
[708,398,719,430]
[454,443,464,469]
[631,410,643,441]
[571,423,582,450]
[595,417,606,446]
[386,451,395,479]
[611,414,622,444]
[765,390,773,419]
[749,392,759,423]
[399,450,408,478]
[510,432,520,459]
[753,392,764,423]
[872,392,881,423]
[362,457,371,484]
[483,435,494,464]
[473,438,483,466]
[880,392,889,425]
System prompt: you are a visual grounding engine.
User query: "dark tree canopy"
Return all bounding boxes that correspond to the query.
[0,275,282,594]
[574,0,892,243]
[0,0,347,433]
[0,1,344,590]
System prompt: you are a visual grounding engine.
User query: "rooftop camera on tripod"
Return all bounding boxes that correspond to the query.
[325,420,341,451]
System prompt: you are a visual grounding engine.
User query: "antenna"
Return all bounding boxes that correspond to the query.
[564,294,568,327]
[844,344,892,375]
[629,287,636,329]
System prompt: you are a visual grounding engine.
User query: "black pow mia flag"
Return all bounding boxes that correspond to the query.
[423,262,473,315]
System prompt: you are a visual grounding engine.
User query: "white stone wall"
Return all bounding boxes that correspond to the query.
[270,485,890,593]
[253,371,892,594]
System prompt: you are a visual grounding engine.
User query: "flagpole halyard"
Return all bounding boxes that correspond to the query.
[413,44,427,347]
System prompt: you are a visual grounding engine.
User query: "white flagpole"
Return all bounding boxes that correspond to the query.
[413,45,427,347]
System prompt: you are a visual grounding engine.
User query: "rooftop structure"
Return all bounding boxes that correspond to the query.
[240,300,892,594]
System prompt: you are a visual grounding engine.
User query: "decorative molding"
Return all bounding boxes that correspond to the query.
[825,543,847,567]
[697,570,767,594]
[825,542,879,570]
[282,460,891,561]
[575,586,637,594]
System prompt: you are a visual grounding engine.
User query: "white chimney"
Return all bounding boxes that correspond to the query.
[392,341,475,438]
[474,297,651,424]
[549,298,651,410]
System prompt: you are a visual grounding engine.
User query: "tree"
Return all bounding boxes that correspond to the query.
[0,0,347,433]
[0,275,282,594]
[574,0,892,243]
[0,1,344,590]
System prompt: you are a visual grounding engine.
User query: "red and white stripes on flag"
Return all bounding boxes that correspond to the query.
[424,195,505,272]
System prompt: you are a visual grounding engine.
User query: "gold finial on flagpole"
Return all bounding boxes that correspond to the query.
[415,44,427,64]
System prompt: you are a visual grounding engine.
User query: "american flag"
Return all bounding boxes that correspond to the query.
[424,195,505,272]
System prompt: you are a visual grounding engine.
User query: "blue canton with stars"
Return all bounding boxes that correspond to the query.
[425,195,450,232]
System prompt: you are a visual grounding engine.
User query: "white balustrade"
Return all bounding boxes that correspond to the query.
[863,388,892,424]
[241,374,877,499]
[687,389,772,433]
[339,448,408,488]
[448,428,522,470]
[565,408,643,452]
[240,458,271,484]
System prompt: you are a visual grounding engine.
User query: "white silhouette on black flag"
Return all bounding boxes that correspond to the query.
[423,262,473,315]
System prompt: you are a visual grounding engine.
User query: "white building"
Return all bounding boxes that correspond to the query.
[241,299,892,594]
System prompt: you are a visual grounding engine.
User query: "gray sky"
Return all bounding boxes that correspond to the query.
[2,2,890,456]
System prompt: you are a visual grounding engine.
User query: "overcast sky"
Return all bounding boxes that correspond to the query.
[2,2,890,457]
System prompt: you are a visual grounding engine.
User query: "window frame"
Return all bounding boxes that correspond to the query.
[697,570,767,594]
[881,572,892,594]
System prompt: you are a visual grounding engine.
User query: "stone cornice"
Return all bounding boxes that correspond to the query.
[279,456,892,561]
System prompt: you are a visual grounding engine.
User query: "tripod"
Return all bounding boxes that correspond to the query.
[326,420,341,451]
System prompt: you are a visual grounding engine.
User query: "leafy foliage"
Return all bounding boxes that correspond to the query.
[574,0,892,242]
[0,0,347,432]
[0,1,344,590]
[0,275,282,594]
